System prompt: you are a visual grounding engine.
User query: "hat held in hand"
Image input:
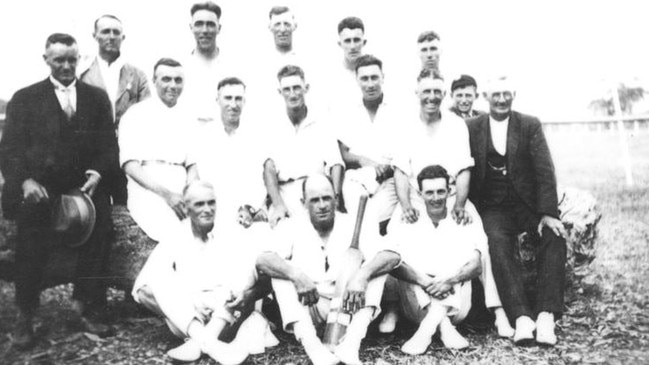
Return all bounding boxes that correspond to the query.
[51,188,96,248]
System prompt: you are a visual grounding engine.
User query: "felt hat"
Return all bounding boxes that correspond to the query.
[51,188,96,248]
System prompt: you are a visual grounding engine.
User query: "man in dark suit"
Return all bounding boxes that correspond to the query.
[0,33,119,348]
[466,77,566,346]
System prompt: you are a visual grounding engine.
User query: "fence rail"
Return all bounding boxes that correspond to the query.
[542,114,649,134]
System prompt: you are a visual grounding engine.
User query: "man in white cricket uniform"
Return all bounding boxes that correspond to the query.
[257,174,401,365]
[119,58,198,241]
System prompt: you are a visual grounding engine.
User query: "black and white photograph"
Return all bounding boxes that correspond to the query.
[0,0,647,364]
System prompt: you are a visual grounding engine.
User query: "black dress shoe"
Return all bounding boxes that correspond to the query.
[13,314,35,349]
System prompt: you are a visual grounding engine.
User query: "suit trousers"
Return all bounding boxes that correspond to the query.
[14,190,112,313]
[480,203,566,321]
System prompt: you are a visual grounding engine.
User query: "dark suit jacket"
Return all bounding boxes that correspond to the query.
[466,111,559,218]
[80,58,150,126]
[0,78,119,219]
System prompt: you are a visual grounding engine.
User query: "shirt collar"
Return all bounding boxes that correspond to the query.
[489,115,510,126]
[50,76,76,91]
[97,55,125,70]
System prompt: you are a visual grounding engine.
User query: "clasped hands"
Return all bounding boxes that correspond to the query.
[420,274,455,300]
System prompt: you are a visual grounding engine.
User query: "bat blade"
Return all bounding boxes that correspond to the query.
[323,195,369,349]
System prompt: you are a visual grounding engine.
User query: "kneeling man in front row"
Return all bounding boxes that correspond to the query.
[257,174,401,365]
[133,181,275,364]
[390,165,513,354]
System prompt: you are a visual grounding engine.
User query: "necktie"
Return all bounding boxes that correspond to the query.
[60,87,75,120]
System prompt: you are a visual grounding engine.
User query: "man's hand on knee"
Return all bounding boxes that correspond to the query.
[537,215,566,238]
[343,273,369,313]
[292,272,319,306]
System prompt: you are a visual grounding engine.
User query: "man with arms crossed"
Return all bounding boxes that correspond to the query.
[389,165,512,354]
[466,76,566,346]
[257,174,401,365]
[119,58,199,242]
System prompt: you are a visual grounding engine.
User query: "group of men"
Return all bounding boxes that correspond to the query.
[0,2,567,364]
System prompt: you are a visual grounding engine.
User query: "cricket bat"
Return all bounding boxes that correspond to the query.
[323,194,369,349]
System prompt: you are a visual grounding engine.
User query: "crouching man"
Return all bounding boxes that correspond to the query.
[133,181,274,364]
[257,174,400,365]
[390,165,513,354]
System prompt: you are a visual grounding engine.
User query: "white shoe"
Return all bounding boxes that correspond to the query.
[401,333,432,355]
[378,309,399,334]
[236,312,265,355]
[203,340,248,365]
[167,339,201,362]
[301,335,340,365]
[439,320,469,350]
[334,336,362,365]
[535,312,557,346]
[513,316,536,346]
[494,309,515,338]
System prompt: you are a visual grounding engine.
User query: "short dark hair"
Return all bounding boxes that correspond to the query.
[451,74,478,93]
[153,58,182,75]
[417,30,440,43]
[417,68,444,82]
[277,64,305,81]
[417,165,450,190]
[337,16,364,34]
[93,14,122,32]
[354,54,382,73]
[45,33,76,49]
[217,77,246,90]
[269,6,290,19]
[190,1,222,19]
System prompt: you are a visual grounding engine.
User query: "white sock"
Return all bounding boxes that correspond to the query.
[335,309,373,365]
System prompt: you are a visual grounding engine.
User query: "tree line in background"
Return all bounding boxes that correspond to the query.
[589,83,647,116]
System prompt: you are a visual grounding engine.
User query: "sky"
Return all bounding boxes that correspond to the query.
[0,0,647,120]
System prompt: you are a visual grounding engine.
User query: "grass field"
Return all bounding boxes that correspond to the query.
[1,129,648,364]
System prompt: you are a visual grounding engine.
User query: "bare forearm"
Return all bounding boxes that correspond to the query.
[186,164,199,183]
[395,168,412,209]
[391,262,429,287]
[357,251,401,280]
[330,164,345,197]
[256,252,302,282]
[447,250,482,285]
[123,161,172,197]
[455,168,471,208]
[263,159,285,208]
[339,141,376,169]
